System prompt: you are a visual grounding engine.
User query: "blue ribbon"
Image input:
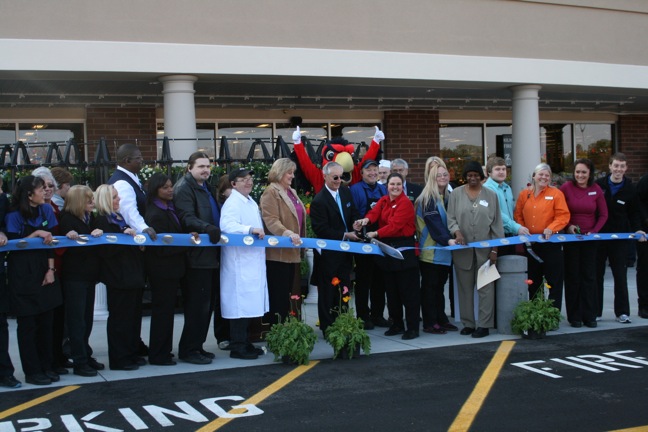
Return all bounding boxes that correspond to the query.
[0,233,384,256]
[1,232,643,254]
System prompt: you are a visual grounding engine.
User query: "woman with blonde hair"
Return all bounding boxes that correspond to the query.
[260,158,306,324]
[93,184,144,371]
[416,160,458,334]
[514,163,570,312]
[58,185,104,376]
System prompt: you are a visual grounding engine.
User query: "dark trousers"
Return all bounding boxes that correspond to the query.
[527,242,564,311]
[106,286,141,367]
[0,313,15,377]
[564,242,598,323]
[420,261,451,328]
[596,240,630,317]
[353,254,386,321]
[17,310,54,375]
[51,302,66,369]
[180,268,215,357]
[265,261,295,325]
[148,273,181,363]
[229,317,250,353]
[637,242,648,311]
[384,267,421,332]
[316,252,353,334]
[64,279,96,365]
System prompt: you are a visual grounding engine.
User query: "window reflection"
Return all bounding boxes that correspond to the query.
[440,124,483,184]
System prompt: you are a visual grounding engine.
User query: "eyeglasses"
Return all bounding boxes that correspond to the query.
[236,177,253,183]
[330,175,341,181]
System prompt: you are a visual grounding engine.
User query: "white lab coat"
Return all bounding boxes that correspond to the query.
[220,189,269,318]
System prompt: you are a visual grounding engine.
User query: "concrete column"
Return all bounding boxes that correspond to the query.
[159,75,198,161]
[510,85,542,196]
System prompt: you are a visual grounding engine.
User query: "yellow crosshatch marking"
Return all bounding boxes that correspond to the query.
[449,341,515,432]
[0,385,80,420]
[196,361,319,431]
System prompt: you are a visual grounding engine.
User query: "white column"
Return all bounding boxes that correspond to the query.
[93,283,109,321]
[159,75,198,161]
[510,85,542,196]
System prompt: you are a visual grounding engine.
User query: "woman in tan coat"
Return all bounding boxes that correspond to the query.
[260,158,307,324]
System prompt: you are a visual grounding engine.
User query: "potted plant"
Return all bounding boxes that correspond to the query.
[324,277,371,359]
[511,278,563,339]
[265,302,317,365]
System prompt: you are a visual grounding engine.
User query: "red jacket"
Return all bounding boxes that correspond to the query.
[365,192,416,238]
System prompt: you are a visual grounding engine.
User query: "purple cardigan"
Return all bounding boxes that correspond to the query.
[559,181,608,233]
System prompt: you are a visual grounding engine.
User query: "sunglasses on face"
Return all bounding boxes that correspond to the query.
[330,175,341,181]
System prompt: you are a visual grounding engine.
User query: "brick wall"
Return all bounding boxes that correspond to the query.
[86,107,157,161]
[618,114,648,181]
[383,110,440,184]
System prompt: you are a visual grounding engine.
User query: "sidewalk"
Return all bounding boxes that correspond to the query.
[2,267,646,392]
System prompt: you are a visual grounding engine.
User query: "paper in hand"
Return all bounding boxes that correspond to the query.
[477,259,500,289]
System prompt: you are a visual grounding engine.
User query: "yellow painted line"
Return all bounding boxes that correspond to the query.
[196,361,319,432]
[0,385,80,420]
[609,426,648,431]
[449,341,516,432]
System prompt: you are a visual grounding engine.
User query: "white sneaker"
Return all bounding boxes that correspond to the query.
[616,314,631,324]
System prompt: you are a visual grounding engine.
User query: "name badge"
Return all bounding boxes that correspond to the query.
[479,200,489,207]
[545,196,554,200]
[617,200,626,205]
[588,191,597,196]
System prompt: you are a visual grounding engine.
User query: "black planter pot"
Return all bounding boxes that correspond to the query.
[522,329,546,340]
[338,344,361,359]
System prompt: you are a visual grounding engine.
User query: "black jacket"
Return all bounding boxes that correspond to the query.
[93,214,145,289]
[144,202,188,279]
[637,174,648,231]
[596,176,640,233]
[173,173,220,269]
[58,211,100,282]
[405,181,423,203]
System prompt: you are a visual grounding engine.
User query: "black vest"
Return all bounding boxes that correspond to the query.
[108,169,146,217]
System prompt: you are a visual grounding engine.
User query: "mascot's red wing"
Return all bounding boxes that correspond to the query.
[293,139,381,193]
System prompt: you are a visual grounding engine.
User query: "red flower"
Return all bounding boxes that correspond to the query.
[525,279,533,285]
[331,277,341,286]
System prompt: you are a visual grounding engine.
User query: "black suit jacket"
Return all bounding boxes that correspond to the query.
[404,181,423,203]
[310,185,360,283]
[144,202,188,280]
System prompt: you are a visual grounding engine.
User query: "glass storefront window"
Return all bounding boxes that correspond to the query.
[574,124,613,179]
[216,123,272,161]
[276,123,328,154]
[18,123,83,164]
[540,124,573,182]
[440,124,483,184]
[486,125,512,160]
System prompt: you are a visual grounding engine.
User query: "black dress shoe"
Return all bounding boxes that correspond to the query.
[53,366,69,375]
[460,327,475,335]
[133,356,147,366]
[402,330,419,340]
[62,359,74,368]
[371,317,391,328]
[199,349,216,359]
[0,375,22,388]
[44,370,60,382]
[246,344,265,356]
[384,326,404,336]
[73,364,98,377]
[26,373,52,386]
[570,321,583,328]
[583,320,597,328]
[87,357,105,370]
[471,327,489,338]
[180,352,212,365]
[363,319,375,330]
[110,363,139,371]
[230,350,258,360]
[441,322,459,331]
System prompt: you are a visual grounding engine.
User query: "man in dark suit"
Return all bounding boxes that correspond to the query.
[391,158,422,203]
[310,162,361,334]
